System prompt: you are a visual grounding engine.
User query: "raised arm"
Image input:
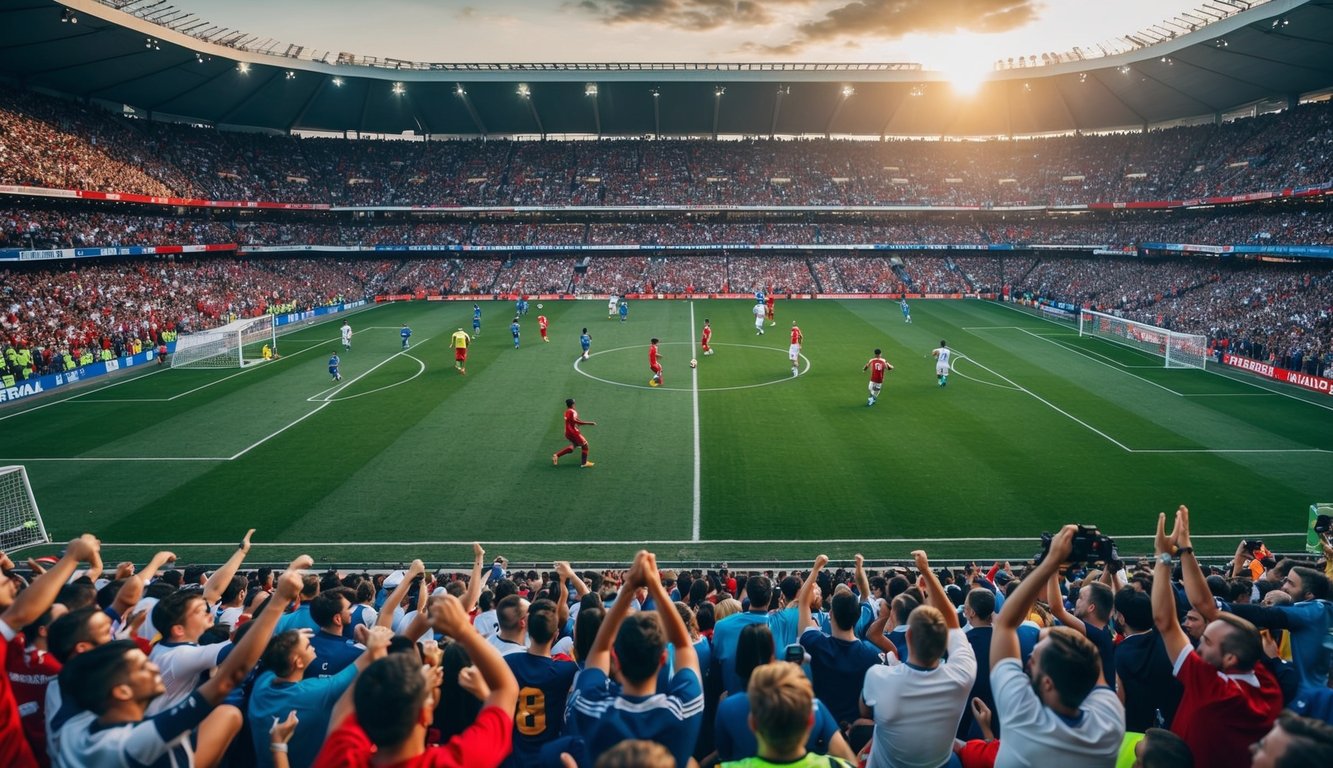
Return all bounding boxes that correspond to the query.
[992,525,1074,669]
[553,561,574,629]
[375,559,424,629]
[203,529,255,605]
[71,546,104,584]
[586,556,640,675]
[460,543,486,613]
[110,550,176,617]
[864,599,897,657]
[643,551,698,675]
[854,554,872,605]
[1152,511,1192,661]
[798,555,829,635]
[430,593,518,713]
[913,550,959,630]
[1174,506,1219,622]
[1,534,99,629]
[200,555,311,705]
[1047,573,1085,634]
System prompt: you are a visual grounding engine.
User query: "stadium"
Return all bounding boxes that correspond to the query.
[0,1,1332,765]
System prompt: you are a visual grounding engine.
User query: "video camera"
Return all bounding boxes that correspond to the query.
[1315,514,1332,536]
[1038,525,1119,565]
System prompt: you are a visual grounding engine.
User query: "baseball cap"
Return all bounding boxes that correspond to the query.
[383,570,406,589]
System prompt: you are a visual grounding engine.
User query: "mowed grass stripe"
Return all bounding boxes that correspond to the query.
[10,299,1332,562]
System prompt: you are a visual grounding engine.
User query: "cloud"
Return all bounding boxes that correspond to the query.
[803,0,1037,41]
[751,0,1039,53]
[578,0,810,31]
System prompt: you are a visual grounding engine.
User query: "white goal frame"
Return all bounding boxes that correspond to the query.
[1079,309,1208,369]
[172,315,278,369]
[0,466,50,552]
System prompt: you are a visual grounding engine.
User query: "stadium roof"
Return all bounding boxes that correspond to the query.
[3,0,1332,137]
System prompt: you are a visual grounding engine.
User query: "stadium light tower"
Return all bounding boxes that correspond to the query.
[586,83,601,137]
[712,86,724,139]
[517,84,546,139]
[650,87,661,136]
[826,85,854,138]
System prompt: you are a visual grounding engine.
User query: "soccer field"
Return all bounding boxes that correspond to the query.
[3,298,1330,566]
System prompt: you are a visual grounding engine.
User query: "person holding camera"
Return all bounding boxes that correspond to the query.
[987,524,1125,765]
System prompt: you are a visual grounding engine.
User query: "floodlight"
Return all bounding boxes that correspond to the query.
[840,85,855,98]
[517,83,531,98]
[332,77,343,87]
[392,82,405,95]
[584,84,598,97]
[237,62,250,74]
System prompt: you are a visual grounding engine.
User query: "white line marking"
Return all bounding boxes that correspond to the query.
[1014,328,1187,398]
[228,402,331,460]
[690,302,701,542]
[946,357,1022,391]
[0,366,170,421]
[573,342,809,392]
[94,532,1307,547]
[951,350,1135,452]
[0,456,229,462]
[307,342,432,403]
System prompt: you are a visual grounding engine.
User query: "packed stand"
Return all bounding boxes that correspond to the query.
[6,85,1333,207]
[1,511,1331,768]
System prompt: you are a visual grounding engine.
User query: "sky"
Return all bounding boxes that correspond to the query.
[163,0,1215,75]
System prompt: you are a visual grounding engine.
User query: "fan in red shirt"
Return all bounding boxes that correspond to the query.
[1152,506,1283,768]
[648,337,663,387]
[6,609,61,768]
[862,348,894,406]
[700,321,713,356]
[538,315,549,343]
[553,398,596,468]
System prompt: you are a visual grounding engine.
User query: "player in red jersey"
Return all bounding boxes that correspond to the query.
[649,337,663,387]
[788,322,803,377]
[700,320,713,356]
[538,314,550,342]
[553,398,596,468]
[863,348,894,406]
[765,293,776,326]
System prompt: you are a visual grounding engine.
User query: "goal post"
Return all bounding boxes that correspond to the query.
[0,466,50,552]
[172,315,277,369]
[1078,309,1208,369]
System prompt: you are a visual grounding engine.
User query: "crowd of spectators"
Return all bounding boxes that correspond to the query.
[5,206,1331,253]
[1,516,1331,768]
[4,252,1330,380]
[5,85,1333,207]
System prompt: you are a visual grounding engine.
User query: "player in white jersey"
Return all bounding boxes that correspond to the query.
[340,320,352,350]
[607,294,618,319]
[932,340,951,387]
[753,301,766,335]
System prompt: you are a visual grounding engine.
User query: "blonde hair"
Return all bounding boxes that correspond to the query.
[593,739,675,768]
[747,662,814,754]
[906,604,948,665]
[713,597,743,621]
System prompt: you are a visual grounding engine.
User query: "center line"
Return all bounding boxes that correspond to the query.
[689,301,701,542]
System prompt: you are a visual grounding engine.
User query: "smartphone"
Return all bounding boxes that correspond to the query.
[783,643,805,663]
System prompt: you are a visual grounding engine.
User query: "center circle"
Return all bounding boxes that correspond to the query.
[573,342,811,392]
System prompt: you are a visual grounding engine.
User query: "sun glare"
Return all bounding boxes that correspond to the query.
[942,64,990,96]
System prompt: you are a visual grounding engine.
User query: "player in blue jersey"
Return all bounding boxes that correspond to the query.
[618,300,628,323]
[755,288,766,304]
[517,296,529,317]
[579,328,592,361]
[901,297,912,324]
[399,323,412,349]
[473,303,482,336]
[328,352,341,381]
[503,599,579,766]
[511,317,521,348]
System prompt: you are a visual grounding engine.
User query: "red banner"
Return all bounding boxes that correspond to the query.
[1221,354,1333,396]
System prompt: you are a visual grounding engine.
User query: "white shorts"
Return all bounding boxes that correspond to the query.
[755,318,765,329]
[936,362,950,376]
[869,382,882,395]
[789,344,801,361]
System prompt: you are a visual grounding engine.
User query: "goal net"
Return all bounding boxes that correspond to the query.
[1079,309,1208,369]
[0,466,50,552]
[172,315,277,369]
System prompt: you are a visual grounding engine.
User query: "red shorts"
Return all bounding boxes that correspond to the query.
[566,431,587,447]
[455,348,467,361]
[651,363,662,374]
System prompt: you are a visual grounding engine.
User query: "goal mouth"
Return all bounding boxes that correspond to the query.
[172,315,277,370]
[0,465,50,552]
[1079,309,1208,370]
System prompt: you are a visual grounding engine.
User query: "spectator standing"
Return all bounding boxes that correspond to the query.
[568,550,703,767]
[798,555,884,728]
[860,550,977,768]
[1155,507,1282,767]
[503,598,578,765]
[989,525,1125,766]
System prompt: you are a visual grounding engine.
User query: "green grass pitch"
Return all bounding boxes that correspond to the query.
[4,299,1330,566]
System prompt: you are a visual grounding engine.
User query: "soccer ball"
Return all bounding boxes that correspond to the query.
[690,359,697,368]
[537,303,543,309]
